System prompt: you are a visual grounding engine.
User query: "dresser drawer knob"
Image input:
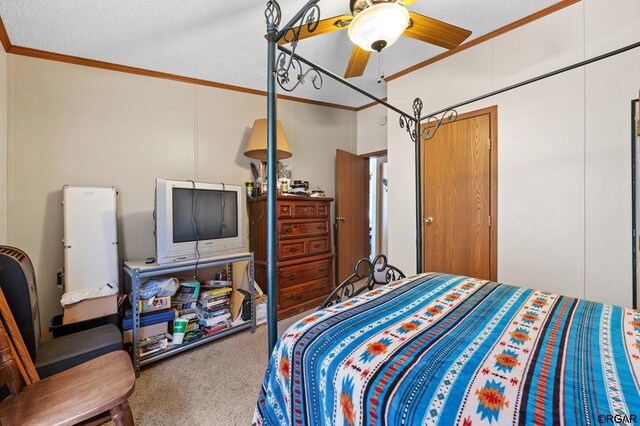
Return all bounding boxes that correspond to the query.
[286,273,296,280]
[316,225,324,230]
[317,267,328,273]
[289,247,298,253]
[287,294,302,301]
[313,243,322,249]
[283,226,293,233]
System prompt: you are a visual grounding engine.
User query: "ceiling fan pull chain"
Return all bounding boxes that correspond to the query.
[378,51,385,83]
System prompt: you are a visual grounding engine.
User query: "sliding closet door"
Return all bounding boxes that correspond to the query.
[421,107,497,280]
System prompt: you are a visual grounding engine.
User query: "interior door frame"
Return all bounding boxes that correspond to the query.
[360,150,388,259]
[360,149,388,158]
[420,106,499,281]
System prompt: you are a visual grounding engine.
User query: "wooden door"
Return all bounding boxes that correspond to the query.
[421,108,496,280]
[336,149,370,282]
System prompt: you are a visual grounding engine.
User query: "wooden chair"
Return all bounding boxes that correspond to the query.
[0,319,135,425]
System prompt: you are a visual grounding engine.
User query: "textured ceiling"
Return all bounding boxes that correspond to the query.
[0,0,558,108]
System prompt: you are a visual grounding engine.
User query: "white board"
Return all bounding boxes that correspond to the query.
[63,186,118,293]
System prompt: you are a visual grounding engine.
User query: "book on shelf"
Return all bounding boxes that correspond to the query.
[172,280,200,303]
[186,319,199,331]
[177,308,198,321]
[200,323,231,336]
[199,286,232,298]
[195,305,229,318]
[196,300,230,312]
[139,333,169,357]
[199,314,230,328]
[202,280,231,289]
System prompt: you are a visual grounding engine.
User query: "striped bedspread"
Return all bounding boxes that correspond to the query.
[254,273,640,425]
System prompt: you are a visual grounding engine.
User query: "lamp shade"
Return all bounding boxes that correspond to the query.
[244,119,293,161]
[348,3,410,52]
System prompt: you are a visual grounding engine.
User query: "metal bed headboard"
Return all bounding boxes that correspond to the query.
[319,254,406,310]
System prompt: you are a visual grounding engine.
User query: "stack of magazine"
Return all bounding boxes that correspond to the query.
[196,283,232,335]
[139,334,168,357]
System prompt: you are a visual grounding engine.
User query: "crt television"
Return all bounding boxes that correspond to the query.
[155,179,246,264]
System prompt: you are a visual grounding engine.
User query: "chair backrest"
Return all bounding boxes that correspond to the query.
[0,319,24,396]
[0,246,41,360]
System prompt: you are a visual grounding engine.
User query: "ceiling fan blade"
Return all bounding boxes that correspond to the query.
[277,15,353,45]
[344,45,371,78]
[404,12,472,50]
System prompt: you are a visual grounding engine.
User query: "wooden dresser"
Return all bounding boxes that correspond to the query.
[248,195,334,319]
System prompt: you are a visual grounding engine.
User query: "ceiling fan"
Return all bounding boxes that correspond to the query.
[278,0,472,79]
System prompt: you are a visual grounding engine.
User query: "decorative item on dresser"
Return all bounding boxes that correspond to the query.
[248,195,334,319]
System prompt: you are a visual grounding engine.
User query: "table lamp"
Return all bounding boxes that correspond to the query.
[244,119,292,192]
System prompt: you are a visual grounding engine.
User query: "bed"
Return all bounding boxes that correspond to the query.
[254,273,640,425]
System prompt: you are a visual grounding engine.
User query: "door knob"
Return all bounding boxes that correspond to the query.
[336,216,346,222]
[423,217,434,224]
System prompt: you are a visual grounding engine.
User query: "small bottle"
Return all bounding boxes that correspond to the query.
[245,180,254,198]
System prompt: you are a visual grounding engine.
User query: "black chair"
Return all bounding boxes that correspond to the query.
[320,254,405,309]
[0,245,122,379]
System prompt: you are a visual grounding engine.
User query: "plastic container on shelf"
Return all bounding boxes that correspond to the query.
[49,313,120,338]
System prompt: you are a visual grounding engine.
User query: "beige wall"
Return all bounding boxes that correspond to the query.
[357,104,387,155]
[0,47,7,243]
[7,55,356,338]
[387,0,640,307]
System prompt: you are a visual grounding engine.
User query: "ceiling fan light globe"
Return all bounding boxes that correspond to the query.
[348,3,410,52]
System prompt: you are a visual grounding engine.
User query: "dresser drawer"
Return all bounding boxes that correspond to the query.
[278,220,328,239]
[278,200,331,218]
[316,203,328,217]
[278,202,293,219]
[293,203,317,217]
[278,240,307,260]
[308,236,330,255]
[278,277,332,310]
[279,259,332,288]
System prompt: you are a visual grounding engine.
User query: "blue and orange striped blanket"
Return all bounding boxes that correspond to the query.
[254,273,640,425]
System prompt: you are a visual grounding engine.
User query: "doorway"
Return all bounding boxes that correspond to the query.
[420,106,498,281]
[369,155,389,259]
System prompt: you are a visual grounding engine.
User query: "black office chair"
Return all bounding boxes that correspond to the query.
[0,245,122,379]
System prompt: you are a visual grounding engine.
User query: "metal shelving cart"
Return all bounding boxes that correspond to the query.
[123,252,255,375]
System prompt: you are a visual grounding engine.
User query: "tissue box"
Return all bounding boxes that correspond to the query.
[139,296,171,313]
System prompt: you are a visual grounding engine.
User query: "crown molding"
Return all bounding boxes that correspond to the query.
[385,0,581,82]
[1,2,582,110]
[0,16,359,111]
[355,98,388,111]
[0,16,10,52]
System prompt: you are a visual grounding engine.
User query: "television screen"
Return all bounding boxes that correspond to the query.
[172,188,238,243]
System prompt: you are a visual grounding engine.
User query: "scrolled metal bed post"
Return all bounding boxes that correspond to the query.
[262,0,454,354]
[265,0,280,355]
[413,99,423,274]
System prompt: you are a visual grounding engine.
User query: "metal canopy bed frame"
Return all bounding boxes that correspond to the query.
[263,0,640,354]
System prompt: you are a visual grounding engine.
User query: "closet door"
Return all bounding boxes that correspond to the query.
[421,107,496,280]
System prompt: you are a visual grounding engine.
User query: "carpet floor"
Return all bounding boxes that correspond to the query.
[127,311,308,426]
